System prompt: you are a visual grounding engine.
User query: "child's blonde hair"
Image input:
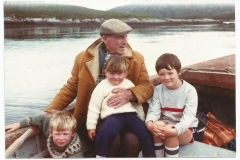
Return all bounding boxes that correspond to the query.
[49,110,77,134]
[105,55,129,73]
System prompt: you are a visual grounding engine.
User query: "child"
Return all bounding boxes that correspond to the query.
[145,53,199,157]
[5,110,82,158]
[86,55,155,158]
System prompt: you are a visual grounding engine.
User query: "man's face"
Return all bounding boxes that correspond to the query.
[102,34,128,55]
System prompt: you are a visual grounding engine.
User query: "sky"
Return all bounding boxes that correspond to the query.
[51,0,236,11]
[2,0,236,11]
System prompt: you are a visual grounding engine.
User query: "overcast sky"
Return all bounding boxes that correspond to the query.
[4,0,236,11]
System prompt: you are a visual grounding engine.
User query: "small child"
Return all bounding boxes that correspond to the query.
[5,110,82,158]
[86,55,155,158]
[145,53,199,157]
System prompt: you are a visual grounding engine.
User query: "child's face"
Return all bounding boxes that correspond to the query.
[158,67,181,90]
[105,71,127,85]
[50,129,75,147]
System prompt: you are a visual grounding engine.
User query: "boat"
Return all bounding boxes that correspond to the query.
[5,54,236,158]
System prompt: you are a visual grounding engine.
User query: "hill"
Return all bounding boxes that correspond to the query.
[4,1,153,20]
[108,3,235,20]
[4,1,235,27]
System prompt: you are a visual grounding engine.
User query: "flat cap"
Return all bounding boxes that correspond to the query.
[100,19,133,35]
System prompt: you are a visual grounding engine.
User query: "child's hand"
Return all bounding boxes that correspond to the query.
[146,121,154,132]
[147,121,166,139]
[147,121,164,138]
[88,130,96,140]
[5,123,21,133]
[153,126,165,139]
[43,111,52,117]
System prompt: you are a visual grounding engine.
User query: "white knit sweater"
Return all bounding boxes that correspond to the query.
[86,78,145,130]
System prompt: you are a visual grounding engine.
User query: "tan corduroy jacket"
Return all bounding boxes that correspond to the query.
[45,38,154,130]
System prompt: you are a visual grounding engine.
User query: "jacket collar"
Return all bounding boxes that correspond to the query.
[85,38,133,83]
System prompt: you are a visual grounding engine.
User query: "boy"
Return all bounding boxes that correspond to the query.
[86,55,155,158]
[145,53,199,157]
[5,110,82,158]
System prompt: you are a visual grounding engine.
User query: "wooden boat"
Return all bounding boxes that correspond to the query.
[5,54,236,158]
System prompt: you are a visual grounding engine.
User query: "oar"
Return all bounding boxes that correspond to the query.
[5,128,33,158]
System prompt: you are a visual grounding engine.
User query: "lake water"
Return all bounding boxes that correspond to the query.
[4,23,235,125]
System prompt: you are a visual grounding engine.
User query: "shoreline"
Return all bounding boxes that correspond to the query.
[4,21,232,28]
[4,16,235,28]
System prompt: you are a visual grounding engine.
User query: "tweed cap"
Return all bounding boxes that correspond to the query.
[100,19,133,35]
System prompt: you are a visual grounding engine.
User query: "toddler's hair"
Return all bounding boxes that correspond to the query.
[105,55,129,73]
[49,110,77,134]
[155,53,181,73]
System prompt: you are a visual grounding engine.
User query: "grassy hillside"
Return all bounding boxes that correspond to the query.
[210,12,235,21]
[173,12,235,20]
[109,3,235,20]
[4,2,153,20]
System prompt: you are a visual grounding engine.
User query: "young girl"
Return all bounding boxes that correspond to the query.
[145,53,199,157]
[5,110,82,158]
[86,55,155,158]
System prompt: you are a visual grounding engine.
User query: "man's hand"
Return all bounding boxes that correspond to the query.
[5,123,21,133]
[107,88,134,109]
[88,130,96,140]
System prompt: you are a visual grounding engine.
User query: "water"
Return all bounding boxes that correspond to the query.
[4,23,235,125]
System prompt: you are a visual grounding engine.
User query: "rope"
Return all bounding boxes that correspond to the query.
[182,67,233,74]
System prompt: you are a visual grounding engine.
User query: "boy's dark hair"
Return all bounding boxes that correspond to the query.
[155,53,181,73]
[105,55,129,73]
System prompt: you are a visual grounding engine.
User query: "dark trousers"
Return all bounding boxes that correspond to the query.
[95,113,156,157]
[78,118,141,157]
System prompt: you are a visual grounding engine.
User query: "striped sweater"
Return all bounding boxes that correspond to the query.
[145,80,199,136]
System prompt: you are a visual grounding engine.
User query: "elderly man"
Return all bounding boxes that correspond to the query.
[44,19,154,157]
